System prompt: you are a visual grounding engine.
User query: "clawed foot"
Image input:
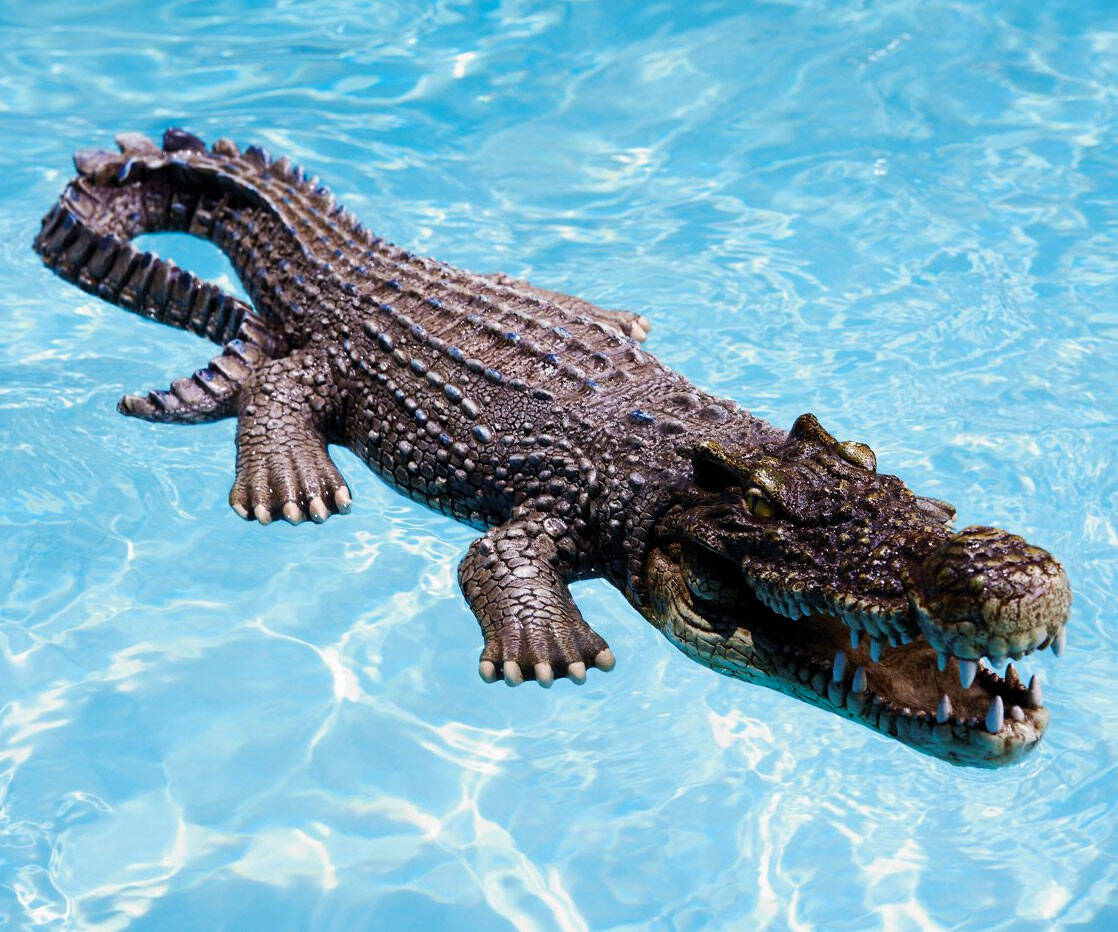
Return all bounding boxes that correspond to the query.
[230,447,351,525]
[479,648,615,688]
[459,520,615,689]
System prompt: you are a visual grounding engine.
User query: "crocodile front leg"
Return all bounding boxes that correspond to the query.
[230,351,352,525]
[458,521,615,687]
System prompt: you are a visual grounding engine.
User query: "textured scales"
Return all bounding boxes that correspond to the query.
[34,129,1071,767]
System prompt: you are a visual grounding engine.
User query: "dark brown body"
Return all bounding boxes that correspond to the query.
[34,130,1070,763]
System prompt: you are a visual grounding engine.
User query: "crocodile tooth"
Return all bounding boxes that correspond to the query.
[1027,674,1043,708]
[1004,663,1021,690]
[958,660,977,689]
[852,666,867,694]
[887,633,899,648]
[1052,629,1066,657]
[936,694,952,724]
[985,696,1004,734]
[849,629,860,650]
[833,650,847,683]
[937,651,948,672]
[869,639,882,663]
[990,656,1007,671]
[1010,705,1025,722]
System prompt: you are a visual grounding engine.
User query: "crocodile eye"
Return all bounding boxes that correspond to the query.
[838,440,876,472]
[743,488,776,519]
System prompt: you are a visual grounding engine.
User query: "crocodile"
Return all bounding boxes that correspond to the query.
[33,128,1071,767]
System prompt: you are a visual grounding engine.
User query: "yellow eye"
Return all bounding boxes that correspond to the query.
[838,440,877,472]
[744,488,776,519]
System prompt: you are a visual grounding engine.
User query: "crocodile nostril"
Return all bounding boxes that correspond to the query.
[907,526,1071,660]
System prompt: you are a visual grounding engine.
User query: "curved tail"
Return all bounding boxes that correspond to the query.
[32,129,259,346]
[33,129,300,423]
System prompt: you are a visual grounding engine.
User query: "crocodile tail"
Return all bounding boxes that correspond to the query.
[36,127,366,347]
[33,141,252,347]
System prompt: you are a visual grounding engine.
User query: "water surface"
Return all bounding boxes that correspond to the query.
[1,1,1116,929]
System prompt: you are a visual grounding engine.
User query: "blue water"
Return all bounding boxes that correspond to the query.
[2,1,1116,928]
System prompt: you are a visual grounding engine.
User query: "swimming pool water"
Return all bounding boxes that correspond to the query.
[1,1,1116,928]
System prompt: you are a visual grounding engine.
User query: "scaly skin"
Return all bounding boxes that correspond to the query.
[33,129,1071,766]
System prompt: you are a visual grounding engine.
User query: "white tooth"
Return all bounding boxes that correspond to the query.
[1028,674,1043,708]
[849,629,860,650]
[870,639,882,663]
[1010,705,1025,722]
[1052,629,1066,657]
[852,666,867,693]
[936,694,952,724]
[887,633,899,648]
[990,656,1007,670]
[959,660,978,689]
[985,696,1004,734]
[833,650,847,683]
[937,652,948,672]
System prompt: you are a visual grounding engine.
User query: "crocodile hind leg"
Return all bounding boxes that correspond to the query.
[458,522,615,687]
[229,351,352,525]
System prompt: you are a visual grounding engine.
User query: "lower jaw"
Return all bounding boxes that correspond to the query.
[642,548,1048,768]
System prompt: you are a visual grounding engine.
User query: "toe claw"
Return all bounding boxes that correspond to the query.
[334,487,352,514]
[503,661,524,686]
[534,662,554,687]
[308,496,329,523]
[567,661,587,684]
[593,648,615,672]
[253,504,272,525]
[232,501,250,520]
[479,660,498,683]
[282,502,305,524]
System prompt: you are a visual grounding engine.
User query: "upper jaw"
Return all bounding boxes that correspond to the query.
[745,524,1071,686]
[905,525,1072,663]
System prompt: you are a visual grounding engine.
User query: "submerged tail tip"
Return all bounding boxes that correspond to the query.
[118,392,158,419]
[119,390,185,422]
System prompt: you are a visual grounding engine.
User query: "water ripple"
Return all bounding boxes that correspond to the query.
[1,0,1116,929]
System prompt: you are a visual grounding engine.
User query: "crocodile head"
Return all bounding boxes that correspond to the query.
[644,413,1070,766]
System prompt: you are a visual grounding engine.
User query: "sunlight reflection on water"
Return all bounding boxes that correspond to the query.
[1,1,1116,929]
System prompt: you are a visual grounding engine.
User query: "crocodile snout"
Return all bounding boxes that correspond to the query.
[907,526,1071,661]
